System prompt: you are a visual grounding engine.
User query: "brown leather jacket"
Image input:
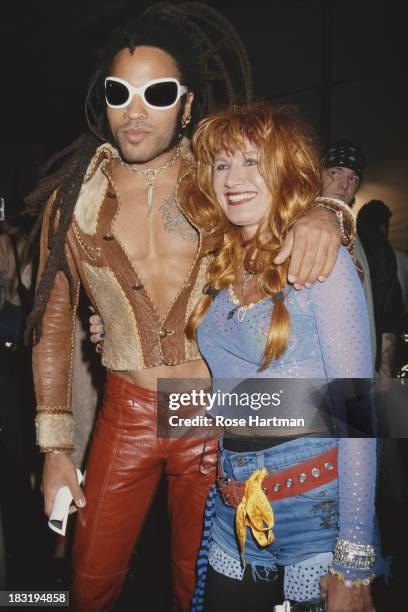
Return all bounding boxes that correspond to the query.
[33,142,218,453]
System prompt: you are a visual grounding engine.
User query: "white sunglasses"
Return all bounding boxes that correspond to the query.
[105,76,188,110]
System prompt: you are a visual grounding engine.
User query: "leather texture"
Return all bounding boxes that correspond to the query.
[218,447,338,508]
[71,373,218,611]
[33,143,220,451]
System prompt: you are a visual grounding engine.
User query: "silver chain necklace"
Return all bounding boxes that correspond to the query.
[119,146,181,216]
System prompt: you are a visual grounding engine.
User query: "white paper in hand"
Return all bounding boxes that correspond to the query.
[48,468,83,536]
[273,603,291,612]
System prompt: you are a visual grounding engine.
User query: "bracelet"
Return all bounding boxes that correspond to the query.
[328,566,374,588]
[316,204,345,240]
[333,538,376,570]
[42,447,74,456]
[313,196,356,248]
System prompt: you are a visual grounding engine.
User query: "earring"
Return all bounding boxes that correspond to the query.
[182,115,191,129]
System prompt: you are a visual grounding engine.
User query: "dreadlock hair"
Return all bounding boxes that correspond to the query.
[185,101,321,370]
[25,2,253,344]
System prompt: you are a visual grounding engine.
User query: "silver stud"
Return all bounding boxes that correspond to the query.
[311,468,320,478]
[273,483,280,492]
[286,478,294,488]
[325,462,334,471]
[299,473,307,483]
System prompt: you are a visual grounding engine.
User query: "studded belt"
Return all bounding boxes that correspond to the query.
[217,446,338,507]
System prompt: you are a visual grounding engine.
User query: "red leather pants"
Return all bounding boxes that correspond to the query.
[71,373,217,611]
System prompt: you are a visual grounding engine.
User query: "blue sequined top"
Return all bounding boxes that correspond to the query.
[198,246,371,380]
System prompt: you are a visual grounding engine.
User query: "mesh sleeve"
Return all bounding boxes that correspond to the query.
[332,438,377,580]
[311,247,377,580]
[310,246,372,379]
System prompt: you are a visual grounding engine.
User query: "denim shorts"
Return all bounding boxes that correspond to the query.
[212,437,342,569]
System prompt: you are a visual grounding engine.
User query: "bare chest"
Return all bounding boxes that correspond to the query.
[113,182,199,318]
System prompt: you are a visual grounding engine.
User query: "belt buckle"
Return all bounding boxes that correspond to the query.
[217,476,232,506]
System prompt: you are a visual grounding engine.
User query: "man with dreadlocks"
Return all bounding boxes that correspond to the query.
[26,3,355,610]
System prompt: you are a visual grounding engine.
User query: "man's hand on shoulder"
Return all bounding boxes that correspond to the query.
[43,452,85,516]
[274,207,341,289]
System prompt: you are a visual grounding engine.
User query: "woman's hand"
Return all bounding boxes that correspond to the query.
[320,573,373,612]
[89,312,105,350]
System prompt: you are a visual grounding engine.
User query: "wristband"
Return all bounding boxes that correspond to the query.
[328,565,375,588]
[333,538,376,570]
[313,196,356,249]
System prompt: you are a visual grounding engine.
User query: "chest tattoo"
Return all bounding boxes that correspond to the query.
[159,193,198,242]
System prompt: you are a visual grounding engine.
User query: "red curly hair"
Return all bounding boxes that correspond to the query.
[185,101,321,369]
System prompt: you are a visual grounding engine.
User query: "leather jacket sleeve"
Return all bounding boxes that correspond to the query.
[32,192,81,453]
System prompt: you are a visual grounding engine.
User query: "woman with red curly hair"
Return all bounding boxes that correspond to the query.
[187,102,384,611]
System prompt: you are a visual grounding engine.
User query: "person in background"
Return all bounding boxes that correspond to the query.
[356,200,403,379]
[0,215,35,588]
[393,248,408,312]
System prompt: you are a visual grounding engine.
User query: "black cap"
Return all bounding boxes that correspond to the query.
[324,140,366,178]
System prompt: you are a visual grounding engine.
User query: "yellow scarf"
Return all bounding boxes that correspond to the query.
[235,467,275,566]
